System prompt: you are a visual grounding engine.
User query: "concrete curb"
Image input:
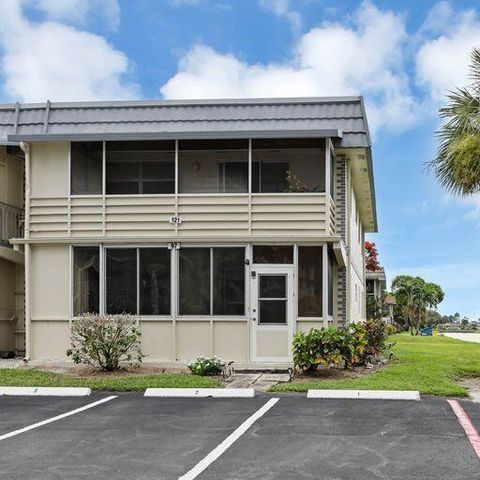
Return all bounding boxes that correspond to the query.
[0,387,91,397]
[144,388,255,398]
[307,389,420,401]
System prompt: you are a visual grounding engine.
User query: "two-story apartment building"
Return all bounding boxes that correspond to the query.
[0,97,377,366]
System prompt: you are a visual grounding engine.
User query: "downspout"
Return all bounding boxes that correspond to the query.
[19,141,30,361]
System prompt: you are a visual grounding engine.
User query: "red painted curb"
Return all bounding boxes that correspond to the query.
[447,399,480,458]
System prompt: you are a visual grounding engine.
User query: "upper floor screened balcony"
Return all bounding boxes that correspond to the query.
[1,96,376,240]
[71,138,331,196]
[27,137,337,240]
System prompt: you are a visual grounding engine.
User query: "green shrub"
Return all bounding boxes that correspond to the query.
[342,322,368,368]
[188,356,225,376]
[293,327,346,371]
[292,322,392,372]
[66,314,143,371]
[385,324,398,336]
[363,319,392,358]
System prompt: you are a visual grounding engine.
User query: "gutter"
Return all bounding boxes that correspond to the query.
[8,128,344,143]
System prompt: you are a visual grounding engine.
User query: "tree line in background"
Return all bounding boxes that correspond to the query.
[364,242,478,334]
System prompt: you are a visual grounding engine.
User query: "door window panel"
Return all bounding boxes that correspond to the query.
[259,275,286,298]
[258,274,287,324]
[259,300,286,324]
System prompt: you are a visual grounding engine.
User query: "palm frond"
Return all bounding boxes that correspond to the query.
[469,47,480,90]
[428,68,480,195]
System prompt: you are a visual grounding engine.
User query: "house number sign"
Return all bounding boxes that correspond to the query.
[169,216,183,224]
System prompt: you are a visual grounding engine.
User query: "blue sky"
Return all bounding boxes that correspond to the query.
[1,0,480,319]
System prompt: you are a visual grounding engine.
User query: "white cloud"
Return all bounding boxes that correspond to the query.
[416,2,480,103]
[259,0,301,32]
[0,0,138,102]
[161,1,417,134]
[30,0,121,30]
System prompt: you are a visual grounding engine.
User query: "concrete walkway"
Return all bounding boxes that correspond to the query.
[226,373,291,392]
[444,333,480,343]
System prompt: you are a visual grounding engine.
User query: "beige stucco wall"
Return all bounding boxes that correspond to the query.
[31,321,70,360]
[29,318,250,363]
[30,142,69,199]
[31,244,70,321]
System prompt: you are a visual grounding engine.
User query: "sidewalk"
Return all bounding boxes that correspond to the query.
[444,333,480,344]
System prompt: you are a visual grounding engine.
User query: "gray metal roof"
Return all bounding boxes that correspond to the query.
[0,97,371,147]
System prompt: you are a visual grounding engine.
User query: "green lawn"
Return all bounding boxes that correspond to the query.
[272,334,480,397]
[0,369,221,391]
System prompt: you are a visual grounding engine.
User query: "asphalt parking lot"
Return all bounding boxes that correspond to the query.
[0,394,478,480]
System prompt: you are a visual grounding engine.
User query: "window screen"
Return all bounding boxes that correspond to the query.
[140,248,171,315]
[179,247,245,315]
[73,247,100,315]
[71,142,103,195]
[253,245,293,264]
[179,248,211,315]
[298,246,323,317]
[213,248,245,315]
[106,248,137,314]
[178,139,248,193]
[252,138,325,193]
[106,141,175,194]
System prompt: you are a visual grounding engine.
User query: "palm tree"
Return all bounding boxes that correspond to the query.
[428,48,480,195]
[391,276,444,335]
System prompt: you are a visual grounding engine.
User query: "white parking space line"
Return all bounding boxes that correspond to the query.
[0,395,118,442]
[447,399,480,458]
[178,397,279,480]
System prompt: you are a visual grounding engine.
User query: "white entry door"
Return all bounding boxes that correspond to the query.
[250,265,294,363]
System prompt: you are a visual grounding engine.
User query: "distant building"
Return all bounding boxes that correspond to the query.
[366,268,394,323]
